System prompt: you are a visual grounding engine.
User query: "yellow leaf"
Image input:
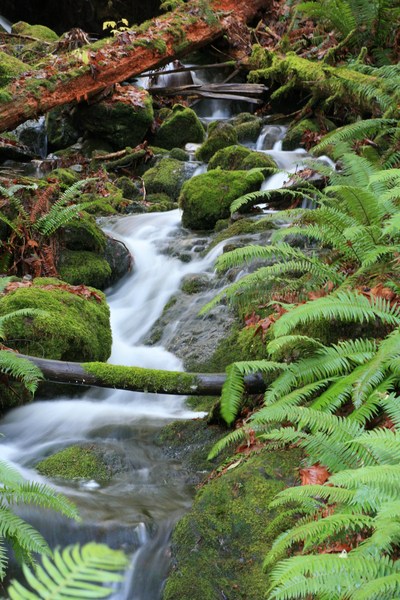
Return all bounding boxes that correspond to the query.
[121,18,129,26]
[103,21,116,30]
[81,50,90,64]
[226,460,242,470]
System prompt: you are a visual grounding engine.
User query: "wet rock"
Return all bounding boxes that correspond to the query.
[180,274,209,294]
[123,201,148,214]
[179,169,264,230]
[100,236,133,287]
[282,117,336,151]
[194,121,238,163]
[46,104,80,150]
[142,157,191,201]
[0,137,34,162]
[233,112,262,143]
[208,144,277,171]
[154,104,205,150]
[72,87,154,150]
[16,116,47,157]
[258,125,285,149]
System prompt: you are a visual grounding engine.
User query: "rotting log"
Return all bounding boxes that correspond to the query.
[18,353,266,396]
[0,0,270,132]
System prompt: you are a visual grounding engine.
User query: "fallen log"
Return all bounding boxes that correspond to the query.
[148,82,268,104]
[18,353,266,396]
[0,0,270,132]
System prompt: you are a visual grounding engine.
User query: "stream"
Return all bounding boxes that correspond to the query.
[0,62,332,598]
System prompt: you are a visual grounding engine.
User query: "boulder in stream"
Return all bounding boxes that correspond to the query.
[154,104,205,150]
[179,169,265,230]
[282,117,336,151]
[208,144,277,171]
[142,157,191,201]
[233,112,262,143]
[195,121,238,163]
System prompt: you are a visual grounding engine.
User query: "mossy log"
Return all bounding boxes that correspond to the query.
[248,45,395,117]
[17,353,266,396]
[0,0,269,132]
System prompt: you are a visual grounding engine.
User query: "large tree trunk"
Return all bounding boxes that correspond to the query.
[19,353,266,396]
[0,0,269,132]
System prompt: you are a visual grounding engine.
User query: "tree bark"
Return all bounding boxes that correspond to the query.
[0,0,270,132]
[18,353,266,396]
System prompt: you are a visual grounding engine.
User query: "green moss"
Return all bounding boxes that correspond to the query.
[169,147,189,161]
[47,168,79,185]
[195,122,238,163]
[181,276,206,294]
[83,362,199,395]
[143,157,187,200]
[208,145,277,171]
[0,52,27,88]
[46,106,79,149]
[58,250,112,289]
[148,145,169,155]
[63,212,107,252]
[11,21,59,42]
[72,91,154,151]
[154,104,205,150]
[36,445,111,480]
[205,217,277,254]
[89,37,114,51]
[0,284,111,361]
[235,119,261,143]
[179,169,264,230]
[146,192,172,204]
[163,448,302,600]
[163,296,177,312]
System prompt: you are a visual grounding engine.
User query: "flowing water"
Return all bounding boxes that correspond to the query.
[0,63,333,596]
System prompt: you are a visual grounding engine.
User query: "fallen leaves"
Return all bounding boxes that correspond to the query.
[4,281,103,304]
[299,463,331,486]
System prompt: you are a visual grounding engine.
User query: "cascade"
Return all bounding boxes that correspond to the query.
[0,68,332,596]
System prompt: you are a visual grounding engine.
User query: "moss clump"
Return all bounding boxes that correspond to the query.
[36,445,111,480]
[11,21,59,42]
[62,212,107,252]
[154,104,205,150]
[0,52,27,88]
[0,283,111,361]
[181,275,208,294]
[79,183,126,216]
[233,113,262,143]
[163,448,302,600]
[208,144,277,171]
[45,106,80,149]
[58,250,112,289]
[170,147,189,161]
[163,296,177,312]
[115,176,141,200]
[205,217,277,254]
[83,362,199,395]
[195,122,238,163]
[72,90,154,150]
[47,168,79,186]
[143,157,188,201]
[179,169,264,230]
[146,192,172,204]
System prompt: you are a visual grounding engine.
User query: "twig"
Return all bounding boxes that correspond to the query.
[92,149,127,160]
[0,32,50,44]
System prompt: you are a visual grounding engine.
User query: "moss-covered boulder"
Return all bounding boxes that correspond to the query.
[116,176,142,200]
[195,122,238,163]
[282,117,336,151]
[72,88,154,151]
[47,167,79,186]
[46,105,80,150]
[154,104,205,150]
[233,112,262,143]
[79,183,127,216]
[170,147,189,161]
[163,448,301,600]
[36,445,111,480]
[180,169,265,230]
[142,157,189,201]
[0,280,111,361]
[11,21,59,42]
[208,144,277,171]
[62,213,107,252]
[58,250,112,289]
[180,274,209,294]
[0,52,28,89]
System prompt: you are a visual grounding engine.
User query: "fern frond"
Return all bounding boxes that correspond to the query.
[0,352,44,394]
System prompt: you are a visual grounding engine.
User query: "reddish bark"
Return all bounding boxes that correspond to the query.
[0,0,269,132]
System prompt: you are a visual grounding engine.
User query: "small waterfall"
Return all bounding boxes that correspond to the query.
[0,14,12,33]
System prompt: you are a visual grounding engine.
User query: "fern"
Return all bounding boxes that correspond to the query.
[7,543,128,600]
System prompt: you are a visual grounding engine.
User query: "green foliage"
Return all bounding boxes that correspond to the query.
[0,460,80,579]
[8,542,128,600]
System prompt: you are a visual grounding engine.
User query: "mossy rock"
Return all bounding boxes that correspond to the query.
[163,448,302,600]
[47,168,79,186]
[233,113,262,143]
[282,117,336,151]
[46,105,80,150]
[11,21,59,42]
[72,89,154,151]
[116,176,141,200]
[195,122,238,163]
[170,147,189,161]
[80,183,126,216]
[0,52,28,89]
[208,144,277,171]
[81,137,114,158]
[142,157,188,200]
[180,274,209,294]
[0,281,111,361]
[36,445,111,480]
[205,217,277,254]
[154,104,205,150]
[147,200,178,212]
[179,169,264,230]
[146,192,172,204]
[58,249,112,289]
[62,212,107,252]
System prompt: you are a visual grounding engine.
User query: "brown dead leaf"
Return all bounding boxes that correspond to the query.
[300,464,331,485]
